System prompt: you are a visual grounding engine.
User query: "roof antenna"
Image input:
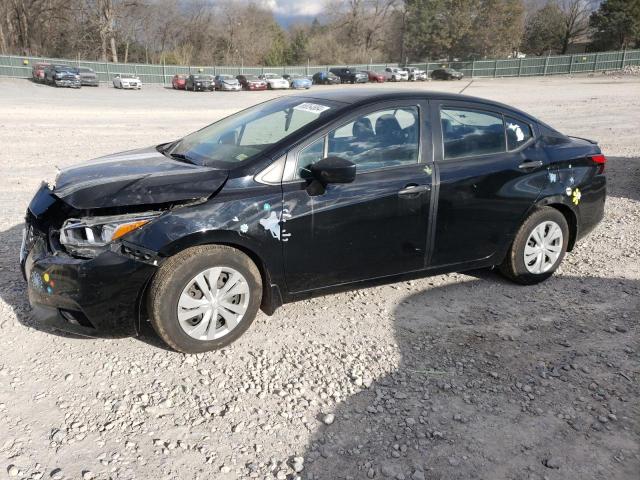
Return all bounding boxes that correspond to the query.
[458,79,473,95]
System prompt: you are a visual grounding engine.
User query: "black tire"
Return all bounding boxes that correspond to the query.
[499,207,569,285]
[147,245,263,353]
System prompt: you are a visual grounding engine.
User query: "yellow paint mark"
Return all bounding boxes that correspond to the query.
[572,188,581,205]
[43,273,50,282]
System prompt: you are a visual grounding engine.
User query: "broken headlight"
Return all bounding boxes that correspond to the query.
[59,212,160,258]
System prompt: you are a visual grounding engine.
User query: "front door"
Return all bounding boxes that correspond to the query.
[430,101,549,267]
[281,101,433,293]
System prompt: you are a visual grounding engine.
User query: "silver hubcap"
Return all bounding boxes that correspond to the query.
[524,221,563,274]
[177,267,250,341]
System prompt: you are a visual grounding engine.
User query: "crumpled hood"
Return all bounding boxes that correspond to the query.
[53,146,228,209]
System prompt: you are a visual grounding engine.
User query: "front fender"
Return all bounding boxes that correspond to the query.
[124,179,286,312]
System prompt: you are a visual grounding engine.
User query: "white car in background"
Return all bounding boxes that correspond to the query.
[383,67,409,82]
[112,74,142,90]
[259,73,289,89]
[406,67,427,81]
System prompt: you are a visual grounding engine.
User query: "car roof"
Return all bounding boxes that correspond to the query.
[296,89,538,121]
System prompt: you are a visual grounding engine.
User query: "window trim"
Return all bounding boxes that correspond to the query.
[284,101,424,181]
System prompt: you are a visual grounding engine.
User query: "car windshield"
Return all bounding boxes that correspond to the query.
[264,74,280,79]
[167,97,339,168]
[193,75,212,80]
[245,76,259,80]
[218,75,232,79]
[79,68,92,73]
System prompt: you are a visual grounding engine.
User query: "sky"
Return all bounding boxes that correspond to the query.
[258,0,325,18]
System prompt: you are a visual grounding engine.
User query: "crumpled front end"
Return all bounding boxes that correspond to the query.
[21,185,158,337]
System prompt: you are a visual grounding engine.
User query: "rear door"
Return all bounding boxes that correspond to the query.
[281,100,434,293]
[429,100,549,267]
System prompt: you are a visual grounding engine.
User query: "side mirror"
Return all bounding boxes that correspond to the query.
[310,157,356,184]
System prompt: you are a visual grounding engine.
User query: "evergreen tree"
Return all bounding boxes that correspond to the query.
[590,0,640,50]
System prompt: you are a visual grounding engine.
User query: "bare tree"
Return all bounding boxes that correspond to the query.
[559,0,595,53]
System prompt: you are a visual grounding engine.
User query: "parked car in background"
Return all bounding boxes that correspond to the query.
[172,74,187,89]
[236,74,267,91]
[312,71,341,85]
[365,70,385,83]
[284,74,312,89]
[186,74,214,91]
[259,73,289,89]
[431,68,464,80]
[21,90,607,353]
[44,64,81,88]
[329,67,367,84]
[31,63,50,83]
[113,73,142,89]
[405,67,427,81]
[214,74,241,91]
[383,67,409,81]
[77,67,99,86]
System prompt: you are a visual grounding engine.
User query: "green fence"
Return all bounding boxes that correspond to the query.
[0,49,638,84]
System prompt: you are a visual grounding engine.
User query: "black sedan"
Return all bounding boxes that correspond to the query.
[312,71,341,85]
[22,90,606,353]
[185,74,214,91]
[431,67,464,80]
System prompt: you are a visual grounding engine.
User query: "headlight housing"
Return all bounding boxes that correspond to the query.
[59,212,160,258]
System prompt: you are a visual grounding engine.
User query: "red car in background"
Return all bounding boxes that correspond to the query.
[365,70,385,83]
[236,74,268,91]
[32,63,50,82]
[172,74,187,89]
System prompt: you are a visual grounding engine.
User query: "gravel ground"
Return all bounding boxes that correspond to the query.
[0,76,638,480]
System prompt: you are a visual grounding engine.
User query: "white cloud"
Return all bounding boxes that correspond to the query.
[255,0,324,17]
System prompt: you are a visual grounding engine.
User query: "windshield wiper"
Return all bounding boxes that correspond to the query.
[169,152,193,164]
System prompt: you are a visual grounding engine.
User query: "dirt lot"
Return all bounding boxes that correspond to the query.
[0,75,638,480]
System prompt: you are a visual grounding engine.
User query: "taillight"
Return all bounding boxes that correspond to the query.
[590,154,606,173]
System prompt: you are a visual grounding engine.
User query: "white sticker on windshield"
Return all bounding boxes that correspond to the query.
[294,103,330,114]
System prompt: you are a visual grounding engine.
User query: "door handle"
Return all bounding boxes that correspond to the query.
[518,160,544,170]
[399,184,431,196]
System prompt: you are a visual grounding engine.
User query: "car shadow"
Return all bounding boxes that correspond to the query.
[0,223,173,350]
[301,273,639,479]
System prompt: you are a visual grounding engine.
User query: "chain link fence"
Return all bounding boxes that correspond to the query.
[0,49,638,85]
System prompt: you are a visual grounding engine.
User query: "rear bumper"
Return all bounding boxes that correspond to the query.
[576,175,606,243]
[81,79,99,86]
[23,230,156,337]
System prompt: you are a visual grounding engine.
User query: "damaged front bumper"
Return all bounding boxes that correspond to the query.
[21,185,158,337]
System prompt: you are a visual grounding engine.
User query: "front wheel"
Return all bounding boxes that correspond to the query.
[499,207,569,285]
[148,245,263,353]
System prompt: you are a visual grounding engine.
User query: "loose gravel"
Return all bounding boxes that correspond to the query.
[0,76,638,479]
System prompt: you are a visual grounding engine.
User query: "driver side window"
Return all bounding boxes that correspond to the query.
[294,106,420,179]
[327,107,419,172]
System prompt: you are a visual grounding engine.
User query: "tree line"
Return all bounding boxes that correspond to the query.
[0,0,638,66]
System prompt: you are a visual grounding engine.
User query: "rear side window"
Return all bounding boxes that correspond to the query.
[505,117,533,150]
[441,108,505,159]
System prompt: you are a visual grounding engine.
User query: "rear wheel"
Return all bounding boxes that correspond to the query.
[499,207,568,285]
[148,245,262,353]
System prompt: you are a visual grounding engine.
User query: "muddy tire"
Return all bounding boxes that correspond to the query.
[147,245,262,353]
